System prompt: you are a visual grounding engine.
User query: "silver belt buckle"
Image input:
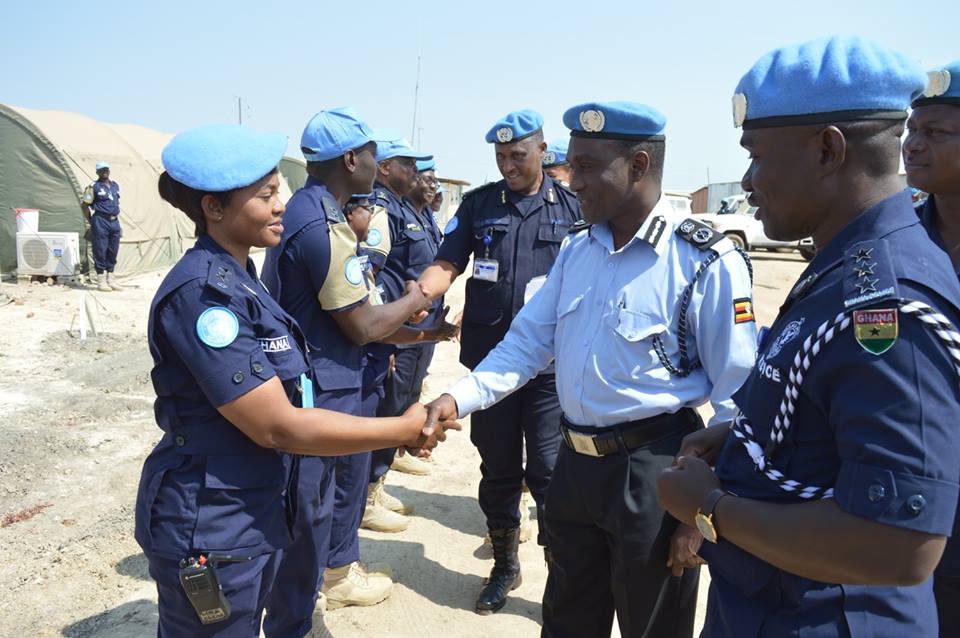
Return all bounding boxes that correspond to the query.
[567,429,601,457]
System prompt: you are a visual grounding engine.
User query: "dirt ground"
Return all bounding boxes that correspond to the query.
[0,248,808,638]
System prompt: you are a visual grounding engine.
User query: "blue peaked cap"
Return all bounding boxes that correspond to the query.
[416,158,436,172]
[95,161,110,171]
[301,107,374,162]
[162,124,287,192]
[543,139,569,167]
[485,109,543,144]
[563,101,666,140]
[733,36,926,129]
[912,59,960,107]
[372,129,432,162]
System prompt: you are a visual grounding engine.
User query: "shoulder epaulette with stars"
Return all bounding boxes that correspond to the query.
[204,255,237,299]
[675,218,724,251]
[320,195,346,224]
[842,240,897,310]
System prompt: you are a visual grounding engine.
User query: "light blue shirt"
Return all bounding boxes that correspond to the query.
[447,195,757,428]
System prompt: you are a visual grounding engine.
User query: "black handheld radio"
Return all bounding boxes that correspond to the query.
[178,554,251,624]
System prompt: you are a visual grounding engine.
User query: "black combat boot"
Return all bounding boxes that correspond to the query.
[476,527,522,615]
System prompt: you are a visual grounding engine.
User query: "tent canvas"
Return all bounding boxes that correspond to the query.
[0,104,299,276]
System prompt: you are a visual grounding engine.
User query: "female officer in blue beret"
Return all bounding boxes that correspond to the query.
[134,124,454,637]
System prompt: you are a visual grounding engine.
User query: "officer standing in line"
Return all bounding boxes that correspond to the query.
[136,123,449,637]
[81,161,123,291]
[363,131,439,511]
[657,37,960,638]
[260,108,436,631]
[424,102,756,634]
[542,139,571,186]
[904,58,960,636]
[418,110,581,615]
[356,192,458,530]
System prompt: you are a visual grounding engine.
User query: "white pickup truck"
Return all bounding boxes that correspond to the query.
[697,195,816,261]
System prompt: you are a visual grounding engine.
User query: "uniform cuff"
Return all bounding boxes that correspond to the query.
[203,349,277,407]
[834,460,959,535]
[447,376,483,418]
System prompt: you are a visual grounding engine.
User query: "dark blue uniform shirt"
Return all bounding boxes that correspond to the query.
[135,234,310,560]
[918,195,960,579]
[435,173,580,369]
[261,177,367,397]
[702,190,960,637]
[89,179,121,215]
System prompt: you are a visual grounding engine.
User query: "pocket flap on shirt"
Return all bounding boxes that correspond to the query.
[204,454,285,490]
[537,223,568,243]
[613,309,667,342]
[558,294,584,318]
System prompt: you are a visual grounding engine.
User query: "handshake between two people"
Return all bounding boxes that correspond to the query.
[402,280,461,342]
[398,394,462,458]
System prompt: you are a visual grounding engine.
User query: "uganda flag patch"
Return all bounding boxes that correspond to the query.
[734,298,755,324]
[853,308,898,355]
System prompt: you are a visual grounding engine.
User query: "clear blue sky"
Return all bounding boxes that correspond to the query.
[3,0,957,191]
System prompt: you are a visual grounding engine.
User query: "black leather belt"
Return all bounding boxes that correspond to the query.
[95,213,118,221]
[560,408,700,457]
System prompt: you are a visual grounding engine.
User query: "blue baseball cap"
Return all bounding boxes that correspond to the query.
[161,124,287,192]
[416,158,436,172]
[912,59,960,108]
[95,161,110,171]
[733,36,926,129]
[373,129,432,162]
[563,101,666,140]
[542,139,569,167]
[301,107,374,162]
[485,109,543,144]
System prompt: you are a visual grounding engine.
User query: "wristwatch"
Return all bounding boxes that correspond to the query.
[694,488,729,543]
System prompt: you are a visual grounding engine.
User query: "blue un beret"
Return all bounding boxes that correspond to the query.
[161,124,287,192]
[543,139,569,167]
[301,107,374,162]
[373,129,432,162]
[912,59,960,108]
[484,109,543,144]
[416,158,436,172]
[733,36,926,130]
[563,101,666,141]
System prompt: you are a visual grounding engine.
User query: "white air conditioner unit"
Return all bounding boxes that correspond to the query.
[16,232,81,276]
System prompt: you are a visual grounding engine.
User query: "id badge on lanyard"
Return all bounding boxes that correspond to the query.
[474,229,499,282]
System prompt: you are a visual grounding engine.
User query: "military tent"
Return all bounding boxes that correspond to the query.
[0,104,303,276]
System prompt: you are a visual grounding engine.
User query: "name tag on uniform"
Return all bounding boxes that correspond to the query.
[473,258,499,282]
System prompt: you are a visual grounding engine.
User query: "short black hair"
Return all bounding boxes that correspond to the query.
[305,154,343,181]
[157,168,277,235]
[617,139,665,180]
[833,119,904,178]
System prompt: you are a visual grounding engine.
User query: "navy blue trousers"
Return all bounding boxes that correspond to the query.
[469,372,562,543]
[149,550,283,637]
[327,387,381,568]
[261,455,334,637]
[90,213,121,273]
[369,343,435,481]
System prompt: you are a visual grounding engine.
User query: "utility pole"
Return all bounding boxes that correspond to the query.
[410,53,421,143]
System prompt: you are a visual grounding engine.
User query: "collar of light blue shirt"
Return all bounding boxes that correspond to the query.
[591,194,674,255]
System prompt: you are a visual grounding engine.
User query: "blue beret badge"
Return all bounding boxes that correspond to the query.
[579,109,606,132]
[345,256,363,285]
[366,228,382,247]
[496,127,514,143]
[444,216,459,234]
[196,307,240,348]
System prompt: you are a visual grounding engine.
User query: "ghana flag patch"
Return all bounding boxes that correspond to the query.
[853,308,898,355]
[734,298,755,324]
